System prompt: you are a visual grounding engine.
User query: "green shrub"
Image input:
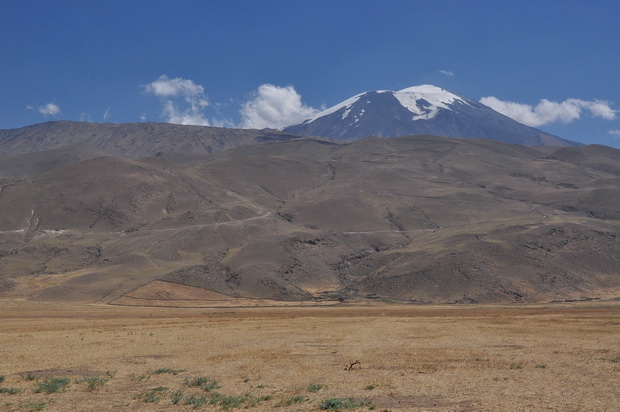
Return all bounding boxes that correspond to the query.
[185,395,208,408]
[76,376,108,391]
[307,383,325,393]
[184,376,220,392]
[134,387,168,403]
[171,389,184,405]
[277,394,309,406]
[34,377,71,394]
[0,387,22,395]
[319,397,373,410]
[153,368,185,375]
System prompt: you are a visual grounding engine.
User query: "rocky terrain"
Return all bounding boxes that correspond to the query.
[0,122,618,305]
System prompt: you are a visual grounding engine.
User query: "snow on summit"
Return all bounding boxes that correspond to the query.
[394,85,469,120]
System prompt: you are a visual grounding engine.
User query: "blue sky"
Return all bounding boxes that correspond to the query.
[2,0,620,147]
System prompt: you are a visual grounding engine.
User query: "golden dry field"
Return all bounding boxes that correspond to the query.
[0,300,619,411]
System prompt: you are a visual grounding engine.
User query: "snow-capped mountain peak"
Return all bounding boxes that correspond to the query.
[283,84,578,146]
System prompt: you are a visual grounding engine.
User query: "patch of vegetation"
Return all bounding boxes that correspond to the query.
[319,397,373,410]
[184,395,208,409]
[610,354,620,363]
[509,362,524,370]
[21,401,47,411]
[129,372,151,381]
[277,394,309,407]
[134,387,168,403]
[153,368,185,375]
[307,383,325,393]
[364,384,377,390]
[171,389,184,405]
[0,375,4,383]
[184,376,220,392]
[76,376,107,391]
[34,377,71,394]
[0,387,22,394]
[218,395,246,410]
[22,373,37,381]
[535,364,547,369]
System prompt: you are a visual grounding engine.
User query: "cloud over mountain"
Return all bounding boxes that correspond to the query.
[480,96,616,127]
[27,102,61,116]
[143,75,210,126]
[240,84,319,129]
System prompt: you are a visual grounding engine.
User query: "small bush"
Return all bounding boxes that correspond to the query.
[171,389,184,405]
[153,368,185,375]
[307,383,325,393]
[184,376,220,392]
[76,376,107,391]
[23,373,37,381]
[319,397,373,410]
[0,375,4,383]
[185,395,208,409]
[218,395,245,410]
[34,377,71,394]
[22,401,46,411]
[277,394,309,406]
[0,387,22,395]
[135,387,168,403]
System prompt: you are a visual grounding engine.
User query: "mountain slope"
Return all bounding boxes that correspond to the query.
[0,135,617,304]
[0,121,304,158]
[283,85,578,146]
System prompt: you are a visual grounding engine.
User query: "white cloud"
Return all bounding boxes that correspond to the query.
[609,130,620,137]
[438,69,454,76]
[161,100,209,126]
[103,107,111,121]
[480,96,616,127]
[143,75,210,126]
[27,102,61,116]
[240,84,319,129]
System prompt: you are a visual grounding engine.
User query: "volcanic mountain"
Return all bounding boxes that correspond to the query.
[283,85,578,146]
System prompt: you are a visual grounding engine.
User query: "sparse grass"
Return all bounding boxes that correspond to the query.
[184,394,208,408]
[76,376,108,391]
[129,372,151,381]
[307,383,325,393]
[184,376,220,392]
[22,373,37,381]
[34,377,70,394]
[171,389,184,404]
[218,394,246,410]
[319,397,373,410]
[2,302,619,411]
[21,401,47,411]
[0,387,22,394]
[153,368,185,375]
[134,386,168,403]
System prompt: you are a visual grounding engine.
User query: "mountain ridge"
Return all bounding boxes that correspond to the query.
[0,134,618,304]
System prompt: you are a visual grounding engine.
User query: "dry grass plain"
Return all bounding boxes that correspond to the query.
[0,300,618,411]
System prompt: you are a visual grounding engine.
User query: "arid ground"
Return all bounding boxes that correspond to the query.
[0,300,618,411]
